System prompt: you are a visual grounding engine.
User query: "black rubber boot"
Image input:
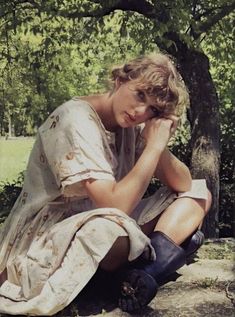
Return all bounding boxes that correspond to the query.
[118,231,186,312]
[181,229,205,257]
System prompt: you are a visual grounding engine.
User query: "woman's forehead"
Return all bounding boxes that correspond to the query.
[127,81,152,98]
[129,79,156,93]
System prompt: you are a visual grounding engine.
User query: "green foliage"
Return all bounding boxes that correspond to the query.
[0,7,149,135]
[0,0,234,237]
[0,172,23,224]
[198,239,235,260]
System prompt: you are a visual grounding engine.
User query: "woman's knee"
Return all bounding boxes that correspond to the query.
[190,187,212,216]
[205,189,212,214]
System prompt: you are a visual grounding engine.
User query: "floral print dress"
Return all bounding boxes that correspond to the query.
[0,98,208,315]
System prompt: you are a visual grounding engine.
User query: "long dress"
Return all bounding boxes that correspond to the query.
[0,98,208,315]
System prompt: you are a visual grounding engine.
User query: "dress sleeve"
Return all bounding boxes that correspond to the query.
[39,100,115,193]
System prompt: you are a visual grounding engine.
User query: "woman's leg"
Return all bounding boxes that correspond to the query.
[141,189,212,243]
[99,193,211,273]
[0,268,7,286]
[118,190,212,312]
[99,236,130,272]
[97,190,212,274]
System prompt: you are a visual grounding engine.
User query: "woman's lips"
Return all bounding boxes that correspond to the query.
[125,112,136,123]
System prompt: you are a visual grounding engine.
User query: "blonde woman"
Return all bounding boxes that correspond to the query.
[0,53,211,315]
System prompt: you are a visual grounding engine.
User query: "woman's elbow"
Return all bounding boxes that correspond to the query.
[174,170,192,192]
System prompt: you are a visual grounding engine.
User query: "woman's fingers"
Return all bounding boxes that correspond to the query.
[141,117,174,152]
[163,114,179,134]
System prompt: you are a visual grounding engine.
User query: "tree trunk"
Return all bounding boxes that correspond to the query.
[8,113,12,138]
[178,49,220,238]
[232,164,235,237]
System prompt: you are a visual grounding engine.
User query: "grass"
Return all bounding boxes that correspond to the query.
[193,277,219,289]
[0,137,35,184]
[197,238,235,260]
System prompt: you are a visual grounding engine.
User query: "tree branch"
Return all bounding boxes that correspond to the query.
[195,2,235,37]
[192,0,199,16]
[61,0,157,20]
[0,0,40,19]
[194,6,228,21]
[0,0,157,21]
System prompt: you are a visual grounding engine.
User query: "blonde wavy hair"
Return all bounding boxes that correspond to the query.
[110,53,189,116]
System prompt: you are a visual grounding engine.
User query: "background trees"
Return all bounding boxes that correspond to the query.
[0,0,234,237]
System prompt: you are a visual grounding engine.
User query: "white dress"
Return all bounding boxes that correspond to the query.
[0,98,208,315]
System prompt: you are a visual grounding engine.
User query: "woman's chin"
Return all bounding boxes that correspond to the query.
[120,118,136,128]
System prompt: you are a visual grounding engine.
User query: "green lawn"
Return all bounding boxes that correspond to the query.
[0,138,35,184]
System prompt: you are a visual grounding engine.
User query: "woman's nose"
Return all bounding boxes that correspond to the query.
[134,104,148,116]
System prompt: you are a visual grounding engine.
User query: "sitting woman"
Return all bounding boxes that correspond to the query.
[0,52,211,315]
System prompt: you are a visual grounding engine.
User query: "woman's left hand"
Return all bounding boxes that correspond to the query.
[163,114,179,136]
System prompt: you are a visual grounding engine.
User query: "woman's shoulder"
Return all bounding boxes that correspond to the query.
[46,98,101,128]
[57,97,96,118]
[38,98,104,138]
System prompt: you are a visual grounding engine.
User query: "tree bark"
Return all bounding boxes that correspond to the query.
[177,49,220,238]
[159,31,220,237]
[7,112,12,138]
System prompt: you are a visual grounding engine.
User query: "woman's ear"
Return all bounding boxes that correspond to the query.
[115,77,122,90]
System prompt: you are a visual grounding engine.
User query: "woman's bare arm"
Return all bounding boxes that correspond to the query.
[82,118,174,215]
[83,144,162,215]
[154,148,192,192]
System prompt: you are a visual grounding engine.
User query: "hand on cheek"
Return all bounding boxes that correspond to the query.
[142,117,174,152]
[162,114,179,135]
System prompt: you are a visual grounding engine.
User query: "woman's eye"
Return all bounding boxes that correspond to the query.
[150,106,161,116]
[137,90,145,101]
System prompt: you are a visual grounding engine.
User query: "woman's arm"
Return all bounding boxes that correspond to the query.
[154,148,192,192]
[83,118,174,215]
[84,144,161,215]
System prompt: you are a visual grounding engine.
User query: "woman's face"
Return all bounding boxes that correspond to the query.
[111,80,163,128]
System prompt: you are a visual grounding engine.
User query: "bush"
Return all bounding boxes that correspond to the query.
[0,172,23,224]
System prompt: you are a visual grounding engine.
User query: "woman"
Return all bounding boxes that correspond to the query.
[0,52,211,315]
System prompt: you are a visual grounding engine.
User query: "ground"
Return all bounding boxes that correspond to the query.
[0,238,234,317]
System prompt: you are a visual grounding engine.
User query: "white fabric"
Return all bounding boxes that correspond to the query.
[0,98,208,316]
